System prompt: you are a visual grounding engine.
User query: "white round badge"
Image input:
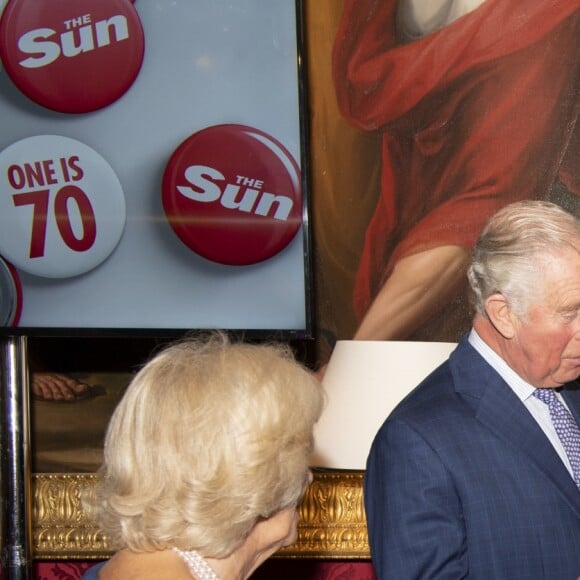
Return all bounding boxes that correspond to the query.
[0,135,126,278]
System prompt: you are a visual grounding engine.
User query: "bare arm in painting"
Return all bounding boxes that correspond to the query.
[353,245,471,340]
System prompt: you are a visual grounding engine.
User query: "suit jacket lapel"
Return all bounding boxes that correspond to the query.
[562,382,580,425]
[450,338,580,516]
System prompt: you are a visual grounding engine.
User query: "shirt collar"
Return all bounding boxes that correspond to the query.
[468,328,536,403]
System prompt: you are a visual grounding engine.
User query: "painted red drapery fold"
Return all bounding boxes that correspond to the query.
[333,0,580,320]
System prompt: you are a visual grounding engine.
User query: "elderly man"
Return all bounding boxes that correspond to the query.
[364,200,580,578]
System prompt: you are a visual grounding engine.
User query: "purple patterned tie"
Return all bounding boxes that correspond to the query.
[533,388,580,488]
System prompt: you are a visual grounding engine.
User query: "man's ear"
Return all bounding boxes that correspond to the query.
[484,293,516,339]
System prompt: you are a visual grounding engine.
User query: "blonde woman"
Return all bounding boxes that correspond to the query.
[83,333,324,579]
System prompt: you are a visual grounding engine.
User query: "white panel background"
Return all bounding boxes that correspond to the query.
[0,0,309,333]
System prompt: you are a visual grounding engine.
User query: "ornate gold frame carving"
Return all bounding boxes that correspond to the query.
[32,469,370,560]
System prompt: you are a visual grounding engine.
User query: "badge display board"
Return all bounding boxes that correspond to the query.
[0,0,311,336]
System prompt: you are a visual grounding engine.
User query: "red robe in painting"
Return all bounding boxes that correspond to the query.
[333,0,580,320]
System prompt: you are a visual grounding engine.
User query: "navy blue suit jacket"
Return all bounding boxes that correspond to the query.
[364,337,580,579]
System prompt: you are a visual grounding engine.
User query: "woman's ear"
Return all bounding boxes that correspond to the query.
[484,293,516,339]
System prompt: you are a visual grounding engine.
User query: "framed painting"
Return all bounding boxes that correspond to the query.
[307,0,579,364]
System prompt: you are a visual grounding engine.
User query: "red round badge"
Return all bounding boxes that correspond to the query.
[0,0,144,113]
[162,124,302,266]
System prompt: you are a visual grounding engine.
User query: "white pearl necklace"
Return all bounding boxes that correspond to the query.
[172,547,220,580]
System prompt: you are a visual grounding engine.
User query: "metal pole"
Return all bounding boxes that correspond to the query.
[1,336,32,579]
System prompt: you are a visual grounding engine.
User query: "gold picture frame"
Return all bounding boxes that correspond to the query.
[32,469,369,560]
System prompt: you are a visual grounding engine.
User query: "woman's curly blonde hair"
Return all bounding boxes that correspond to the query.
[83,332,324,558]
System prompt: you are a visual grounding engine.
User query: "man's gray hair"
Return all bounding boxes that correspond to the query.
[468,200,580,318]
